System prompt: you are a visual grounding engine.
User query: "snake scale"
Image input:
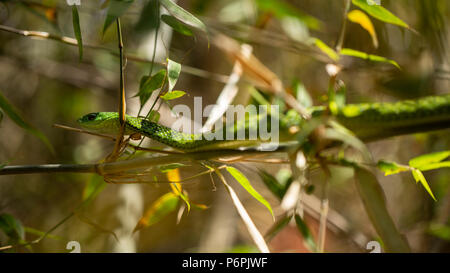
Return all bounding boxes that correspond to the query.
[78,94,450,151]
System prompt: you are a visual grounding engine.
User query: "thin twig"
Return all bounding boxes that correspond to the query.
[335,0,352,52]
[0,24,229,83]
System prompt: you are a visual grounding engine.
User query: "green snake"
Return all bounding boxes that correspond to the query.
[78,94,450,151]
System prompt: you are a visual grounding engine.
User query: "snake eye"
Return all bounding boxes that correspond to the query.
[86,113,98,121]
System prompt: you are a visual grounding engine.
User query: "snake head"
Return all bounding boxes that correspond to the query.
[77,112,120,134]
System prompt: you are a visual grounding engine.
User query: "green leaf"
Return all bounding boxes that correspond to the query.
[310,38,339,61]
[167,59,181,92]
[161,14,194,36]
[160,90,186,101]
[377,160,410,176]
[226,166,274,220]
[136,69,167,106]
[265,214,293,241]
[352,0,410,29]
[103,0,134,33]
[408,150,450,169]
[82,175,106,203]
[294,214,317,252]
[0,91,54,154]
[133,192,179,232]
[255,0,321,30]
[258,170,290,200]
[159,0,208,34]
[417,162,450,172]
[292,80,312,108]
[340,48,400,69]
[429,223,450,241]
[135,0,160,33]
[0,214,25,242]
[411,169,436,201]
[325,123,372,162]
[353,166,410,252]
[72,5,83,61]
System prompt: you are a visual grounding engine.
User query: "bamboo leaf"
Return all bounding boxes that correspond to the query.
[226,166,274,220]
[310,38,339,61]
[133,192,179,232]
[167,59,181,92]
[294,214,317,252]
[0,91,54,153]
[265,214,293,242]
[353,166,410,252]
[0,214,25,243]
[103,0,134,33]
[72,5,83,60]
[411,169,436,201]
[159,0,207,34]
[408,151,450,169]
[161,14,194,36]
[136,69,167,106]
[160,90,186,101]
[340,48,400,69]
[351,0,410,29]
[347,9,378,48]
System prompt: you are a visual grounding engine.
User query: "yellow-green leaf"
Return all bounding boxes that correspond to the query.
[409,150,450,169]
[226,166,274,220]
[411,169,436,201]
[310,38,339,61]
[340,48,400,69]
[352,0,410,29]
[377,160,410,176]
[347,9,378,48]
[0,91,54,153]
[133,192,179,232]
[160,90,186,101]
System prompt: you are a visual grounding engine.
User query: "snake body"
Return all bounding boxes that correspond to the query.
[78,94,450,151]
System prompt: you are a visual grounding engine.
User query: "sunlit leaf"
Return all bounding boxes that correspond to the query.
[352,0,410,29]
[411,169,436,201]
[136,69,167,106]
[294,214,317,252]
[226,166,274,220]
[167,59,181,92]
[161,14,194,36]
[417,162,450,172]
[377,160,410,176]
[103,0,134,33]
[408,151,450,169]
[340,48,400,69]
[255,0,321,30]
[0,91,54,153]
[133,192,179,232]
[159,0,208,34]
[310,38,339,61]
[0,214,25,242]
[353,166,410,252]
[160,90,186,101]
[347,9,378,48]
[72,5,83,60]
